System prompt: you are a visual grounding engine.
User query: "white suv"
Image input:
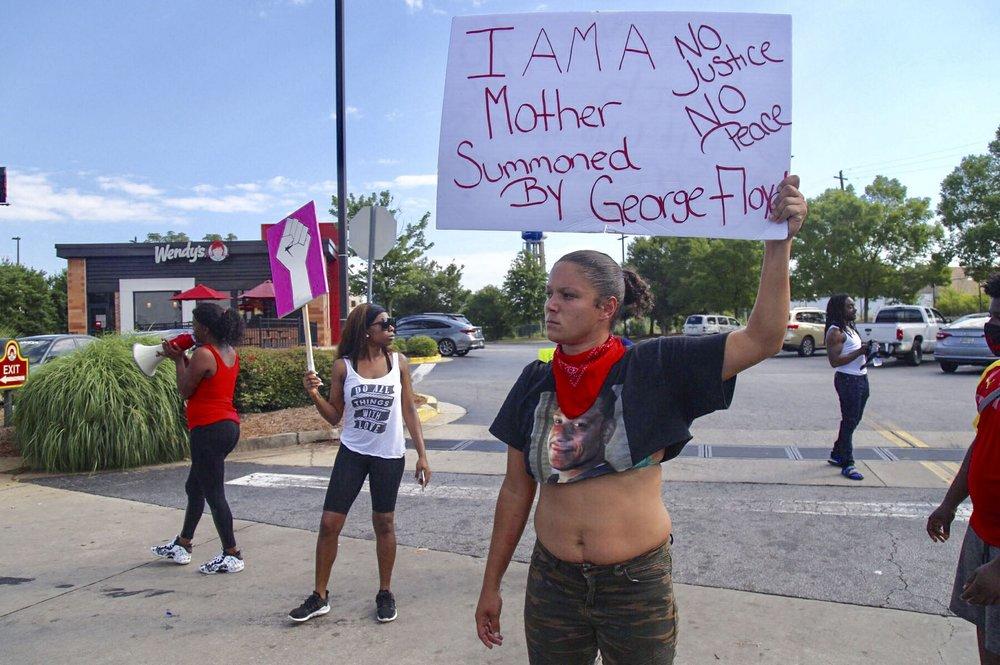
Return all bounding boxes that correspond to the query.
[683,314,742,336]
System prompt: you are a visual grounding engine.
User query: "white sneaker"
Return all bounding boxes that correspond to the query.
[198,551,245,575]
[151,537,192,565]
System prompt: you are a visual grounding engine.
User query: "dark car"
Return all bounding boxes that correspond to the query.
[16,334,98,366]
[935,315,992,373]
[394,314,485,357]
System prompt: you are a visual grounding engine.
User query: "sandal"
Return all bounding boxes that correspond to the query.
[841,465,864,481]
[828,454,843,467]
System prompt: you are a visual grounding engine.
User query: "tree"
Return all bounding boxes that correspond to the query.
[503,250,547,330]
[689,239,763,320]
[144,231,190,243]
[0,261,57,335]
[47,269,68,334]
[394,259,471,315]
[466,285,513,340]
[628,237,705,332]
[332,190,433,313]
[202,233,238,241]
[938,126,1000,282]
[792,177,948,321]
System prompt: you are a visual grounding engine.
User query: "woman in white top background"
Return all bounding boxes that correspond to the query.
[825,294,872,481]
[288,304,432,624]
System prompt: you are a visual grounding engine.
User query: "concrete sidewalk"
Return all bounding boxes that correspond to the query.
[0,474,977,664]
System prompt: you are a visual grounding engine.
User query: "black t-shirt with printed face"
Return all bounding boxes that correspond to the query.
[489,334,736,484]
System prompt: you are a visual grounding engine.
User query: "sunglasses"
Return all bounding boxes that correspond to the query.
[372,318,396,331]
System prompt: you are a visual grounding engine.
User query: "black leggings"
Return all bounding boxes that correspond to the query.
[181,420,240,550]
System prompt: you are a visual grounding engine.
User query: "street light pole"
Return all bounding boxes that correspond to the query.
[11,236,20,265]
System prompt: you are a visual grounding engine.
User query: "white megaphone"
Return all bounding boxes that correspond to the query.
[132,333,195,377]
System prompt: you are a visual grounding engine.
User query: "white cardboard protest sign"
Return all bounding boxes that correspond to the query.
[436,12,791,239]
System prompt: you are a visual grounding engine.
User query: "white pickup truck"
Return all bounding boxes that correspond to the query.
[858,305,949,366]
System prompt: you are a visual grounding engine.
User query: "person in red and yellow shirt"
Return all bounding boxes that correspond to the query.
[928,272,1000,664]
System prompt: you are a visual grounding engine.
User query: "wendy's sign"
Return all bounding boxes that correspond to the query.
[436,12,791,240]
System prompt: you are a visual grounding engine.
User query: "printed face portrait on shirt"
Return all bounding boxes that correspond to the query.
[547,392,616,481]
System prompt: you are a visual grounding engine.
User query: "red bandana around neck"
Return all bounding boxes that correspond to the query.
[552,335,626,419]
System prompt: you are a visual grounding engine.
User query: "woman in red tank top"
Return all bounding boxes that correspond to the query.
[150,302,246,576]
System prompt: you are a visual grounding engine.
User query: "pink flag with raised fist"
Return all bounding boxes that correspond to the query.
[266,201,329,318]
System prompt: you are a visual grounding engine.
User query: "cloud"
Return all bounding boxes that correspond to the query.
[366,174,437,189]
[376,158,402,165]
[192,184,217,194]
[96,176,163,197]
[0,171,166,222]
[384,111,402,121]
[329,106,361,121]
[404,0,424,10]
[161,192,273,214]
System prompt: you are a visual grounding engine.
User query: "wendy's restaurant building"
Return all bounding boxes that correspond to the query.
[56,224,349,347]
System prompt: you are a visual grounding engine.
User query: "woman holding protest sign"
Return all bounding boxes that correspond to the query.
[475,176,807,664]
[288,304,432,625]
[151,302,246,575]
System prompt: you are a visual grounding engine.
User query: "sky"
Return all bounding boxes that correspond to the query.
[1,0,998,291]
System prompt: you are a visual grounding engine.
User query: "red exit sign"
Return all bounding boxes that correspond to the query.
[0,340,29,390]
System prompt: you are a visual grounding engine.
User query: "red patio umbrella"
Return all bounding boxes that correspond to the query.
[238,280,275,300]
[171,284,229,301]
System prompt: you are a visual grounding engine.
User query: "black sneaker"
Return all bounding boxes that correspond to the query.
[288,591,330,623]
[376,589,397,623]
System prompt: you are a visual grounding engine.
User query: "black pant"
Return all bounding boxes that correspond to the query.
[831,373,869,467]
[181,420,240,550]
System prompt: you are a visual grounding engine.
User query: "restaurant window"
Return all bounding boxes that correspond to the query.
[134,291,181,330]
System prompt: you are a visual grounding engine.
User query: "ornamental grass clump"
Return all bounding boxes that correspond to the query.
[14,335,188,472]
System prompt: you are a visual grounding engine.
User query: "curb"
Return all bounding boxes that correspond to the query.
[416,393,439,423]
[236,427,339,453]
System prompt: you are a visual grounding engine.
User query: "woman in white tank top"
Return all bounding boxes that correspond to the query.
[289,304,432,625]
[825,295,872,481]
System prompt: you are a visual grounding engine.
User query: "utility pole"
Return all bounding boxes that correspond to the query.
[619,233,627,265]
[11,236,20,265]
[834,170,848,190]
[334,0,349,340]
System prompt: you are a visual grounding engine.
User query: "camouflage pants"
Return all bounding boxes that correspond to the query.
[524,539,677,665]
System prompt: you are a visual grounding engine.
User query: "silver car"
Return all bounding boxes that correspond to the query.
[935,315,992,373]
[394,314,486,357]
[16,334,98,365]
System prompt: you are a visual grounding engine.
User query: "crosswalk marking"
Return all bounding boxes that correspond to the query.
[226,473,970,520]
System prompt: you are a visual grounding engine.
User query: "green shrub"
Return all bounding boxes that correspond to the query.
[235,347,336,413]
[405,335,438,357]
[936,287,985,318]
[14,335,188,472]
[391,337,409,355]
[0,325,19,340]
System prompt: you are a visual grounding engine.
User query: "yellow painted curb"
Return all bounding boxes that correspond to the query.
[407,354,448,364]
[416,393,439,423]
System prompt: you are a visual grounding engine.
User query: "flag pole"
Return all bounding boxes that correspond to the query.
[302,304,316,373]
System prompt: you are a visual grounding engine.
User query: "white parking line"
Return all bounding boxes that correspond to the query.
[227,473,970,520]
[410,363,434,385]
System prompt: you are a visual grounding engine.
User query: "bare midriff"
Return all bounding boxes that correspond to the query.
[534,456,670,565]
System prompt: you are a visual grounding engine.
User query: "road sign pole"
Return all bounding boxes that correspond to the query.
[334,0,349,337]
[366,206,376,303]
[2,392,11,427]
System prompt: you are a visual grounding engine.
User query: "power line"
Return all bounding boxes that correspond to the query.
[841,141,983,172]
[844,151,974,178]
